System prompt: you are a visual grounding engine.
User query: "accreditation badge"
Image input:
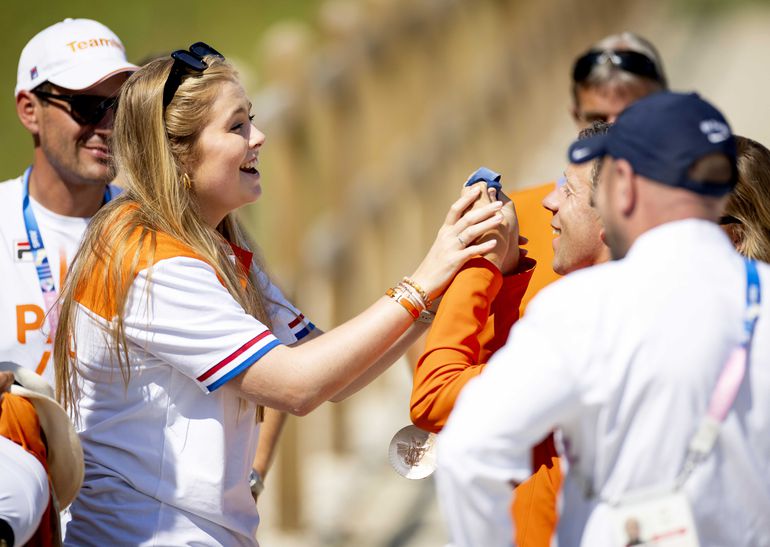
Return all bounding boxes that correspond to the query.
[608,489,699,546]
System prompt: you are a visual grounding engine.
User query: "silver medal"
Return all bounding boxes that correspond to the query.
[388,424,437,480]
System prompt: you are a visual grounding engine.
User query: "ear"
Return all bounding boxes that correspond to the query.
[16,91,40,135]
[613,159,637,217]
[570,104,581,124]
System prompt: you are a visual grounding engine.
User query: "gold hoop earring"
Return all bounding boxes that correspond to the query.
[181,173,192,190]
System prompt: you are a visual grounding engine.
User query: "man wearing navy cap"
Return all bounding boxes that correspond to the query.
[435,92,770,546]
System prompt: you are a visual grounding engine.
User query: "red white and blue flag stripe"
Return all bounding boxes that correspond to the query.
[197,330,281,392]
[289,314,315,341]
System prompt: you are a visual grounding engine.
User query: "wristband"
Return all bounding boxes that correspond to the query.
[249,470,264,500]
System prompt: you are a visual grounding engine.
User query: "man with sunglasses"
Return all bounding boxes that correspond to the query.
[0,18,136,385]
[518,32,669,314]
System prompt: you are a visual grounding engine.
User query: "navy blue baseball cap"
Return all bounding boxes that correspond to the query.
[567,91,737,196]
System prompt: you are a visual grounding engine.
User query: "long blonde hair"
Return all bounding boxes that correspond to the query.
[55,56,272,412]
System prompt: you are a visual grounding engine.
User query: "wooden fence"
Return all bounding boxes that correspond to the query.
[238,0,637,535]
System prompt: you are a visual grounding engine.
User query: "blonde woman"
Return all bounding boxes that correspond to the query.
[54,43,503,545]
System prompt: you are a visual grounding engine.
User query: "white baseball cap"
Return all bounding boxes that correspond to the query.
[15,18,137,96]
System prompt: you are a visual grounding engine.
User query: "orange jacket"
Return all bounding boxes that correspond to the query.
[411,181,564,545]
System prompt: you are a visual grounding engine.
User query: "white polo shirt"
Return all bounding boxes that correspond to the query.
[0,175,117,385]
[63,227,314,546]
[436,220,770,547]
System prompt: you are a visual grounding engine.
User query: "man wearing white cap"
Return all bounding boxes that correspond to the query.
[0,19,136,385]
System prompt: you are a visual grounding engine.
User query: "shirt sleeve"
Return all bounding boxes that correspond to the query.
[410,257,534,433]
[435,283,582,547]
[255,269,316,345]
[480,257,536,362]
[123,256,283,393]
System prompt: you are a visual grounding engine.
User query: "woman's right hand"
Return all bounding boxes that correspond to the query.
[409,186,504,300]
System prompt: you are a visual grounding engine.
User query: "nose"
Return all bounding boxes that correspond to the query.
[542,184,559,214]
[249,123,266,149]
[92,105,116,134]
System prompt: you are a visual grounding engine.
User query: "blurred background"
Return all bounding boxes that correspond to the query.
[4,0,770,544]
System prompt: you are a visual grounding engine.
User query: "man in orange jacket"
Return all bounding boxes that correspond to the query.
[411,32,670,545]
[505,34,667,543]
[411,121,611,546]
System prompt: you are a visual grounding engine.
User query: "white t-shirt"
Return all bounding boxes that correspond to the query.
[0,435,49,545]
[63,228,315,546]
[0,175,116,385]
[436,220,770,547]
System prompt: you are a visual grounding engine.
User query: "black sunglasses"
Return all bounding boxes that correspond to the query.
[32,89,118,126]
[573,49,662,84]
[162,42,224,109]
[719,215,742,226]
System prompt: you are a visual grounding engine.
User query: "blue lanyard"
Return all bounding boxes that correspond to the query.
[21,166,112,301]
[743,257,760,344]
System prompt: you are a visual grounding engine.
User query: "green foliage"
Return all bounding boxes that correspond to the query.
[0,0,320,177]
[670,0,770,15]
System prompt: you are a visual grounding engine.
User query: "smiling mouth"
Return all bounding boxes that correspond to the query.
[552,226,561,236]
[240,158,258,174]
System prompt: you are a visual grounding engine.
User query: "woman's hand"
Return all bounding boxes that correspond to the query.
[410,186,504,300]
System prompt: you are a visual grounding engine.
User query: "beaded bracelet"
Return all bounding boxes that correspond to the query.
[402,276,433,309]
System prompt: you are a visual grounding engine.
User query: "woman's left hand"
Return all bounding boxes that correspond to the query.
[410,185,504,301]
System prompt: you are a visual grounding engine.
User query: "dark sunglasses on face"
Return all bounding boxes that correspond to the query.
[162,42,224,109]
[32,89,118,126]
[572,49,663,85]
[719,215,742,226]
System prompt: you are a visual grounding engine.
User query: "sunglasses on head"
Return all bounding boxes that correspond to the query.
[32,89,118,126]
[572,49,662,84]
[162,42,224,109]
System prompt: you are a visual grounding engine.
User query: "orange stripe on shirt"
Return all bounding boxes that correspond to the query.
[75,204,205,320]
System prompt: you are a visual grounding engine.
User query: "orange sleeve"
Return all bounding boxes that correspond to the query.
[0,393,47,467]
[478,257,536,363]
[0,394,57,545]
[409,256,533,433]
